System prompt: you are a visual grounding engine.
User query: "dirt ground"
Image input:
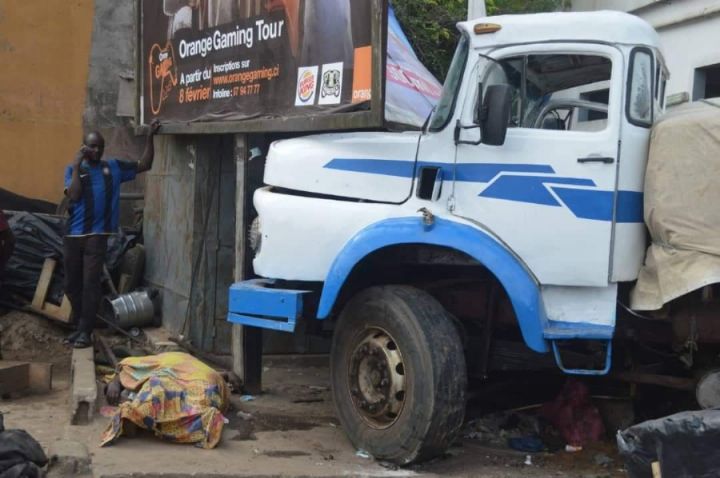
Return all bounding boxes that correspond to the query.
[0,309,72,366]
[0,310,627,477]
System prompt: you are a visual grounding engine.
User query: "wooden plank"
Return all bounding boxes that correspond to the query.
[28,363,53,393]
[29,257,73,323]
[59,295,72,320]
[652,461,662,478]
[32,258,56,310]
[0,361,30,396]
[41,302,72,323]
[231,133,262,393]
[118,273,131,294]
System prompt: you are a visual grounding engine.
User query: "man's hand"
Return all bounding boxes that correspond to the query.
[138,120,160,174]
[106,376,123,406]
[148,119,161,136]
[74,146,90,167]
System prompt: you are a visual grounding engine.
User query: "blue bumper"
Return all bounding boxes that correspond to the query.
[227,279,311,333]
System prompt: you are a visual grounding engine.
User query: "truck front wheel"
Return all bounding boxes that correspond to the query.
[330,285,467,464]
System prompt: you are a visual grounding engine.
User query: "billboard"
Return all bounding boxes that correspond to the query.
[139,0,379,129]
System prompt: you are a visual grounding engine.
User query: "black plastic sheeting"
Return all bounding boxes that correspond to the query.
[617,410,720,478]
[0,415,48,478]
[0,188,56,215]
[3,212,135,303]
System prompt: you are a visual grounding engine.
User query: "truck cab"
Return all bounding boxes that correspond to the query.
[228,11,668,464]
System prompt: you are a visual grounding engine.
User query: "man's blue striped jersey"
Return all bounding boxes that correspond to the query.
[64,159,137,236]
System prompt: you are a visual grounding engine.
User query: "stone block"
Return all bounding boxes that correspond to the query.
[71,348,97,425]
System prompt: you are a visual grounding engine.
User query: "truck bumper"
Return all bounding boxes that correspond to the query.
[227,279,311,333]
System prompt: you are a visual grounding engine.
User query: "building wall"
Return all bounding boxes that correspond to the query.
[0,0,95,203]
[572,0,658,12]
[572,0,720,104]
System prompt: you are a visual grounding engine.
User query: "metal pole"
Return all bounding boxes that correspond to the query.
[468,0,487,20]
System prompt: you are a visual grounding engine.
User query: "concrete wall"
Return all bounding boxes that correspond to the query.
[0,0,95,203]
[84,0,146,226]
[572,0,720,104]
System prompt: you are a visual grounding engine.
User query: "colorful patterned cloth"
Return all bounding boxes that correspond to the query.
[100,352,229,449]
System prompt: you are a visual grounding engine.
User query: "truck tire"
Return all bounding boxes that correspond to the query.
[330,285,466,465]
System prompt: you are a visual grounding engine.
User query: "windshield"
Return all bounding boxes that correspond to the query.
[428,34,469,131]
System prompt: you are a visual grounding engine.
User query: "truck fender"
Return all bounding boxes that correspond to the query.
[316,217,549,353]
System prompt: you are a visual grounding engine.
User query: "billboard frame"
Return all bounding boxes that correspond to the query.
[135,0,388,135]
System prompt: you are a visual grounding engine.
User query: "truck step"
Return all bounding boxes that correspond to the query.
[227,279,311,333]
[549,339,612,376]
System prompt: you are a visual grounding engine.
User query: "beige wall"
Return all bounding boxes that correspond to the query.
[0,0,95,203]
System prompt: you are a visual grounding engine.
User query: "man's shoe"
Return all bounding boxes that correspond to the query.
[63,331,81,346]
[72,332,92,349]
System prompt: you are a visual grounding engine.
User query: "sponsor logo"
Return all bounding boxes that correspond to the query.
[148,42,179,115]
[295,66,319,106]
[321,70,341,98]
[319,62,343,106]
[352,46,372,103]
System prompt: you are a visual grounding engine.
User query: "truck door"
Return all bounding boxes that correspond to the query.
[453,44,624,287]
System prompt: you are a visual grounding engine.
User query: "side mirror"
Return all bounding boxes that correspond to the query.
[478,84,511,146]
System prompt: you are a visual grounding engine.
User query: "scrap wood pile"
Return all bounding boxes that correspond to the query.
[3,212,137,299]
[0,211,144,332]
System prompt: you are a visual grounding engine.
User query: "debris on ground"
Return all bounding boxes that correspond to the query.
[236,411,253,420]
[0,413,48,477]
[540,379,605,447]
[463,410,542,448]
[618,409,720,478]
[240,395,256,402]
[0,311,70,366]
[3,212,136,304]
[378,460,398,470]
[100,352,229,449]
[355,449,371,459]
[508,436,545,453]
[593,452,614,467]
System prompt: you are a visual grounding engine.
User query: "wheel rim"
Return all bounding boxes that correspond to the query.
[347,327,407,429]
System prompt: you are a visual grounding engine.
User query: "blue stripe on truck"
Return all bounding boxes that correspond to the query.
[324,158,643,223]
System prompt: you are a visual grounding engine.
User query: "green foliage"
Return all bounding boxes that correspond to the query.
[390,0,467,80]
[391,0,569,80]
[486,0,571,15]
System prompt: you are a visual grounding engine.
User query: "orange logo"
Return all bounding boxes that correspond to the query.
[148,42,178,116]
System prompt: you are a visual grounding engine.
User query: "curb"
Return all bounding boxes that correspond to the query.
[70,347,97,425]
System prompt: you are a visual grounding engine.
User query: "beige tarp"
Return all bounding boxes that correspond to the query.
[631,99,720,310]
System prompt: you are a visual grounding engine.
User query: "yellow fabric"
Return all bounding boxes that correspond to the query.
[100,352,229,449]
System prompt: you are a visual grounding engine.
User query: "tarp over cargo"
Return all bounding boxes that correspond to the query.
[631,99,720,310]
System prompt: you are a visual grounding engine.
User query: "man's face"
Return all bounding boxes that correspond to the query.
[84,133,105,163]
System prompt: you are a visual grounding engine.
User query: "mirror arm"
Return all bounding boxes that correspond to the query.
[454,119,482,146]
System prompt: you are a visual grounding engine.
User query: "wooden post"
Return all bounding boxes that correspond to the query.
[232,134,262,394]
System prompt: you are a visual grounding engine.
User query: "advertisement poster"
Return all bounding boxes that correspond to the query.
[142,0,373,123]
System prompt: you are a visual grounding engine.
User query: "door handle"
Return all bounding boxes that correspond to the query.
[577,156,614,164]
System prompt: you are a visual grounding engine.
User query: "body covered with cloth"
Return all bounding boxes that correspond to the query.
[101,352,229,448]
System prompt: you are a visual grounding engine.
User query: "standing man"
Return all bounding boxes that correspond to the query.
[63,121,161,348]
[0,209,15,279]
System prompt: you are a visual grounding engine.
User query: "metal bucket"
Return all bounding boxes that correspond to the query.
[106,290,155,329]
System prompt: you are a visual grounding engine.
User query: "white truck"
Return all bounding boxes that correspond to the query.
[227,11,718,464]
